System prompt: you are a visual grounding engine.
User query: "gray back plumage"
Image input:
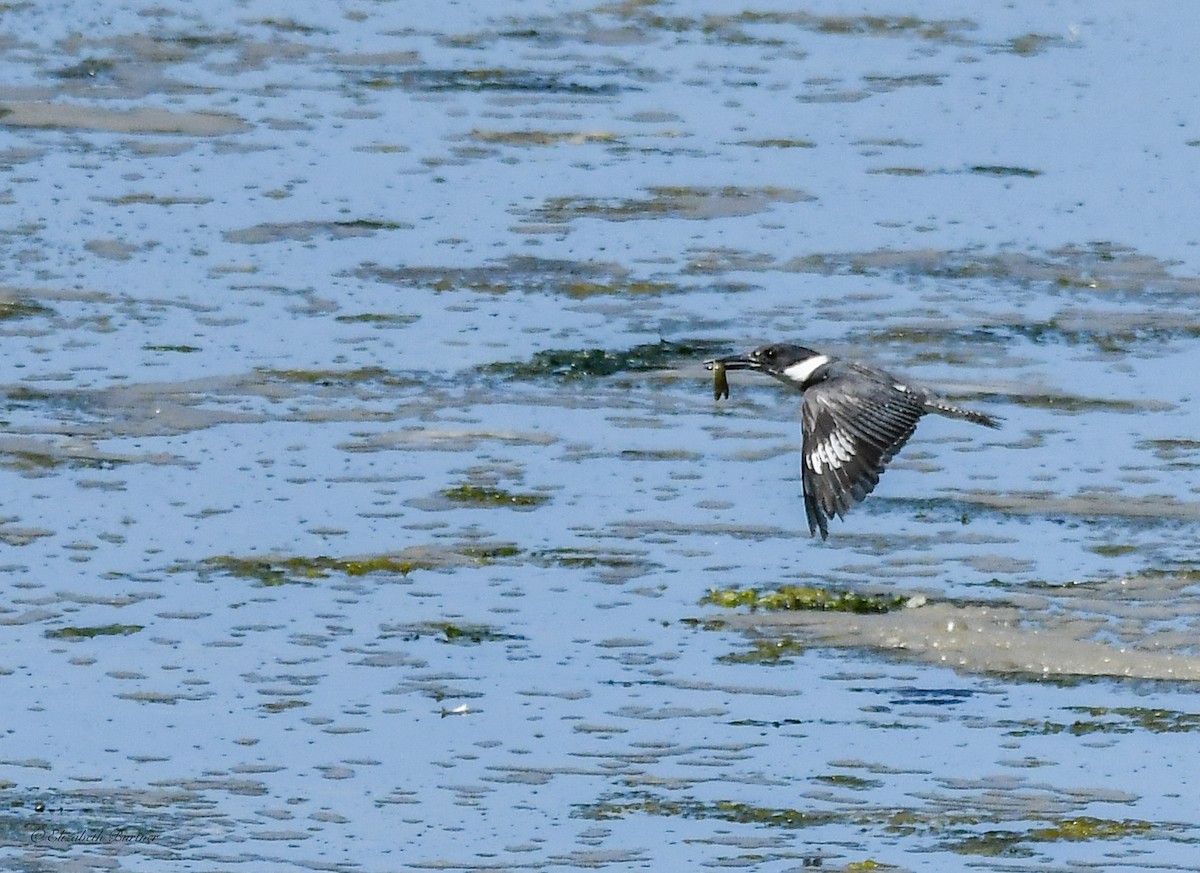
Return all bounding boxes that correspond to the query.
[799,361,926,538]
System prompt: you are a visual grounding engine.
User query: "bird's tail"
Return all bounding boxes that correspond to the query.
[924,399,1002,429]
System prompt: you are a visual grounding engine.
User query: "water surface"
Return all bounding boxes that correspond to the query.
[2,1,1200,869]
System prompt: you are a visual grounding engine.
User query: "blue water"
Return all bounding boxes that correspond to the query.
[1,1,1199,869]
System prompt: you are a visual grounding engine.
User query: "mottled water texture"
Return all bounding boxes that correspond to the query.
[2,1,1200,870]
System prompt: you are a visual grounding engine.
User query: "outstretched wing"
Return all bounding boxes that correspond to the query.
[800,382,925,539]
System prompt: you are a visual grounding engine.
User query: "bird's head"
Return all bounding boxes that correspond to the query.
[707,343,828,389]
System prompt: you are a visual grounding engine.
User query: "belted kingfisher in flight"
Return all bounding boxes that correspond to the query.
[707,343,1000,539]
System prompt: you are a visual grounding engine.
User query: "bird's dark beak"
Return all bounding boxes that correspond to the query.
[704,352,758,372]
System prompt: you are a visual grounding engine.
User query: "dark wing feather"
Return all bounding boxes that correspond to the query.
[800,383,925,539]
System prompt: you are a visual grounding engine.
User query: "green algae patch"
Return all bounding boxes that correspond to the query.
[869,166,929,177]
[3,450,66,472]
[0,103,249,135]
[577,793,838,829]
[619,448,700,461]
[1139,438,1200,467]
[334,312,419,326]
[969,165,1041,178]
[358,254,694,298]
[252,16,330,35]
[364,68,621,95]
[803,13,970,40]
[143,344,201,353]
[99,193,213,206]
[773,243,1195,303]
[52,57,117,80]
[262,699,309,714]
[946,830,1031,857]
[998,392,1154,414]
[535,185,815,223]
[458,543,522,562]
[948,817,1152,855]
[400,621,525,645]
[1,450,128,473]
[563,279,675,297]
[486,339,726,381]
[1007,706,1200,737]
[224,219,411,245]
[203,554,437,586]
[813,774,884,790]
[609,9,977,46]
[0,299,54,320]
[1006,33,1064,56]
[717,636,806,666]
[199,544,521,586]
[257,366,392,385]
[46,624,143,640]
[887,302,1200,359]
[579,791,1157,861]
[1030,817,1151,841]
[1089,543,1135,557]
[740,138,816,148]
[469,129,620,147]
[440,483,549,507]
[703,585,909,614]
[531,548,650,570]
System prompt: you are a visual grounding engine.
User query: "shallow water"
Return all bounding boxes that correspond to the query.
[2,1,1200,870]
